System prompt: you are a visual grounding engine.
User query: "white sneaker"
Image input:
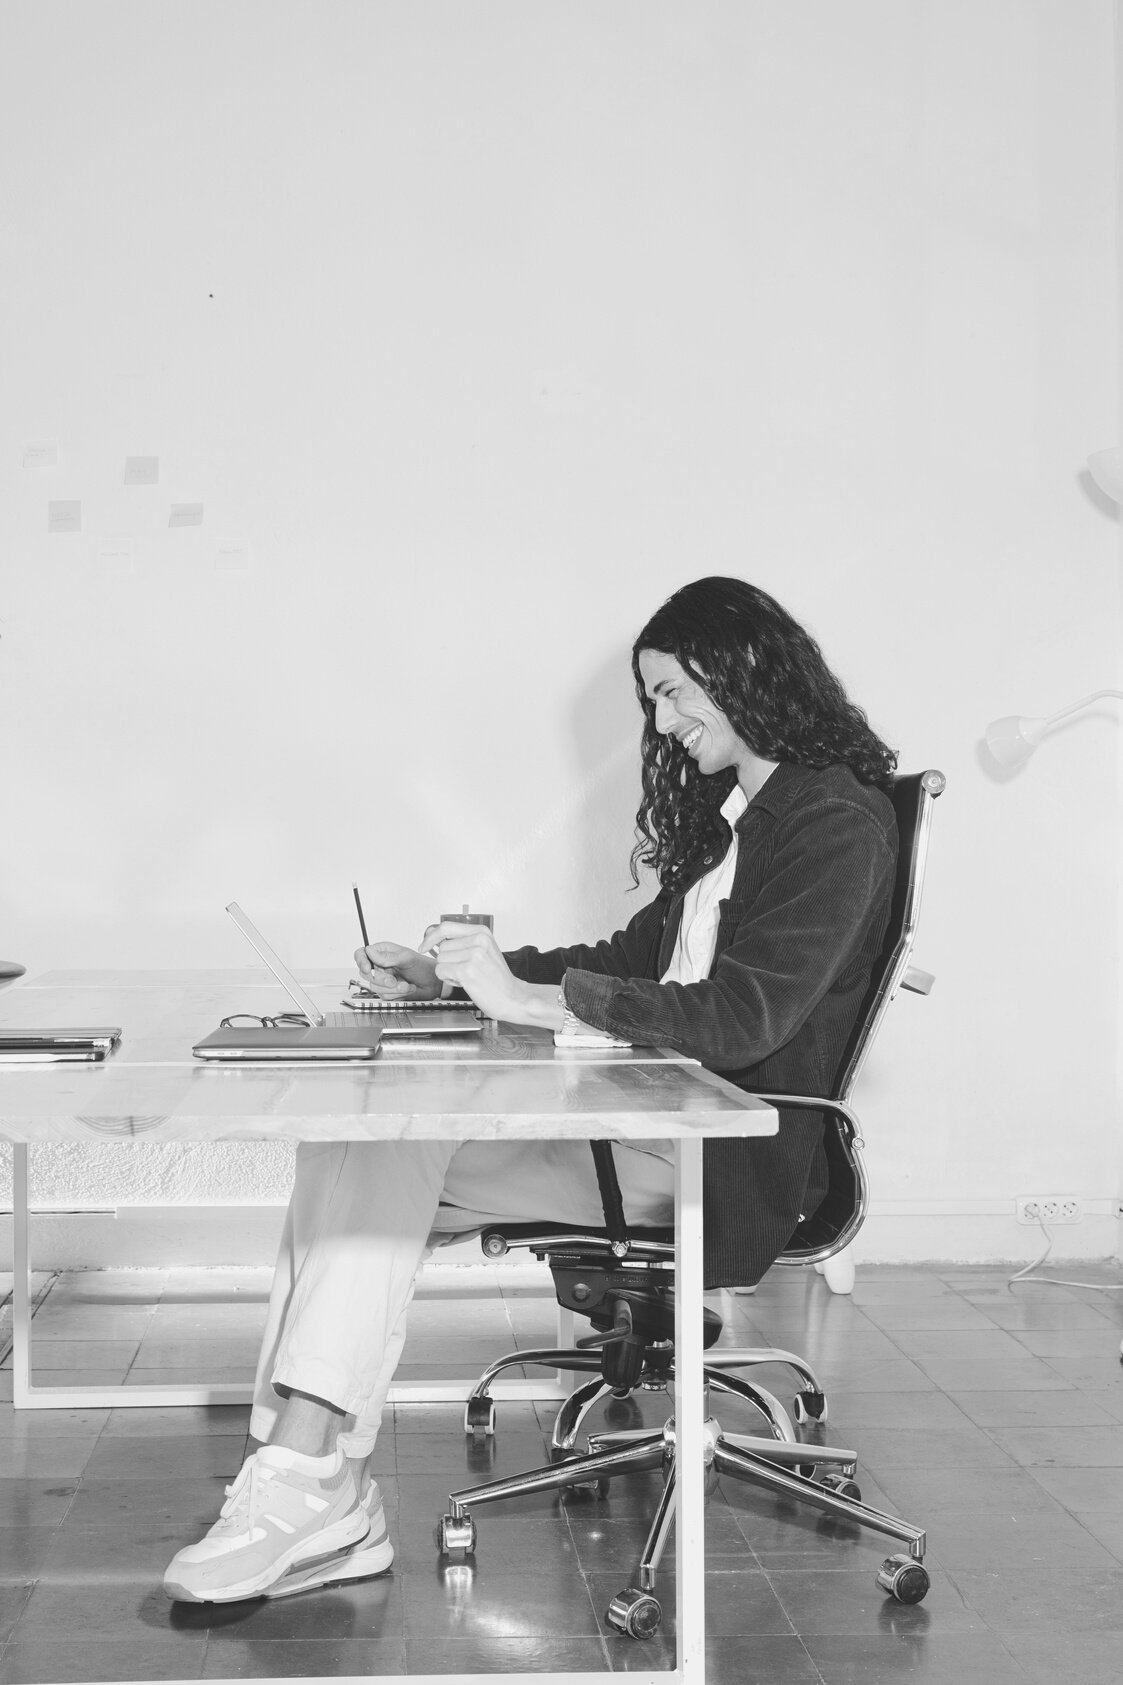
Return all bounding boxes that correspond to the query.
[163,1446,370,1604]
[263,1476,394,1597]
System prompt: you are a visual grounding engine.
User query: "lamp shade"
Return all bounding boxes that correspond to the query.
[984,715,1050,767]
[1087,447,1123,505]
[985,691,1123,770]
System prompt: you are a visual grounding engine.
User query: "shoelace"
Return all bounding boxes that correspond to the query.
[215,1458,279,1530]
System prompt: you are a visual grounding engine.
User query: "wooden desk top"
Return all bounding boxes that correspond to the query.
[0,971,777,1146]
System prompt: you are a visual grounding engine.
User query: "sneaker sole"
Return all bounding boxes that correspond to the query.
[263,1528,395,1598]
[164,1507,371,1604]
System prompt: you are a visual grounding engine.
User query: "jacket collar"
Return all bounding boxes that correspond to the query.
[665,763,829,906]
[733,760,818,828]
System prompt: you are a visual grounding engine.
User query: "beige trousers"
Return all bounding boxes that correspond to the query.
[249,1137,676,1455]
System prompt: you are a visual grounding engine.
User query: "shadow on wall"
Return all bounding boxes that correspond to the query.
[568,641,652,937]
[463,639,649,938]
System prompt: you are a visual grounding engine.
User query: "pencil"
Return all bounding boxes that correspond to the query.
[352,882,370,948]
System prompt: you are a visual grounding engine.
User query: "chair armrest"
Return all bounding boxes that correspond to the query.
[751,1093,861,1140]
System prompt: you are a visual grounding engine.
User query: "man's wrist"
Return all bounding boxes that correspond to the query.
[518,980,567,1031]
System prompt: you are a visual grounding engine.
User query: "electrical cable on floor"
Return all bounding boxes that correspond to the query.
[1008,1213,1123,1291]
[1007,1217,1123,1364]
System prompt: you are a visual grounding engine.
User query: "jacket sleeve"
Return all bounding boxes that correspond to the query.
[503,891,669,990]
[559,801,895,1071]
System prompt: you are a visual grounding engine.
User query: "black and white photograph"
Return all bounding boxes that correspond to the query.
[1,4,1121,1684]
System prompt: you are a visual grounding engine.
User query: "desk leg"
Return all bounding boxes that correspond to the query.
[12,1144,32,1409]
[9,1156,570,1415]
[675,1136,706,1683]
[11,1144,256,1410]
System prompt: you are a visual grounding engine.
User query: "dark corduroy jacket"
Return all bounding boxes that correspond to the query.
[503,761,897,1289]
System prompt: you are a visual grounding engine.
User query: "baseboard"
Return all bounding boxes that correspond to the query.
[845,1210,1122,1266]
[0,1207,521,1272]
[1,1205,1119,1273]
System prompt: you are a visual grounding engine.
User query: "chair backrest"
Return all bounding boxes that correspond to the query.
[832,769,945,1103]
[778,767,945,1263]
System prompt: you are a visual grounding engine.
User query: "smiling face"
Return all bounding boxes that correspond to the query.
[637,649,778,798]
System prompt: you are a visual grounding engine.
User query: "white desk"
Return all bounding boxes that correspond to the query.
[1,971,777,1685]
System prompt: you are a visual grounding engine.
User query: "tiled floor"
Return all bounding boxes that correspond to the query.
[2,1258,1123,1682]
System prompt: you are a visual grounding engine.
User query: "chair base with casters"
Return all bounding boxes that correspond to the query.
[436,1225,930,1639]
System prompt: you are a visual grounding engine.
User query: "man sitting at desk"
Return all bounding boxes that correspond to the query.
[164,575,898,1604]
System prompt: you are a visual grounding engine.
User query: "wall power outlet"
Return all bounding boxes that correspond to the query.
[1016,1197,1082,1225]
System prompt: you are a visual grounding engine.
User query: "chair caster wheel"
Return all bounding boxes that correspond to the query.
[464,1395,496,1437]
[606,1586,662,1639]
[435,1512,477,1556]
[877,1553,930,1604]
[818,1473,862,1501]
[793,1389,828,1425]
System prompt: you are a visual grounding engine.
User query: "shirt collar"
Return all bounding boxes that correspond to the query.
[720,784,749,829]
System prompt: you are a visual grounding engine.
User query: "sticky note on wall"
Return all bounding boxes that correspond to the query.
[47,500,81,533]
[168,503,204,527]
[95,538,134,568]
[124,456,159,485]
[215,538,251,571]
[24,443,59,469]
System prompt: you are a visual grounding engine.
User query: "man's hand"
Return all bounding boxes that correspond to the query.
[354,942,441,1001]
[423,920,534,1022]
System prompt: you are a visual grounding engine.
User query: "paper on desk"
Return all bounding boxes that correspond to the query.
[553,1027,633,1048]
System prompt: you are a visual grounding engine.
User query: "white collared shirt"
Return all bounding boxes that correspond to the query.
[659,783,749,986]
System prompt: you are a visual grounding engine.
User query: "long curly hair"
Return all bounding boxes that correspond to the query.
[630,577,897,891]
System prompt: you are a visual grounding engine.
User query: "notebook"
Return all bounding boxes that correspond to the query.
[343,983,483,1031]
[0,1027,122,1063]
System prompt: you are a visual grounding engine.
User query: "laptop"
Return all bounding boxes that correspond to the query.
[192,1022,384,1061]
[191,904,481,1062]
[191,904,382,1061]
[0,1027,122,1063]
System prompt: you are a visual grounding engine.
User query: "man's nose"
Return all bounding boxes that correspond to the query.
[653,697,676,735]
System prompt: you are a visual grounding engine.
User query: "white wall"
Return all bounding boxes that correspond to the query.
[1,0,1119,1263]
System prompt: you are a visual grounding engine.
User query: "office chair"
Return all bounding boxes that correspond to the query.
[436,770,945,1639]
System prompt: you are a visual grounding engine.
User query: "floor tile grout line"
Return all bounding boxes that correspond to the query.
[7,1263,1123,1678]
[0,1270,60,1371]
